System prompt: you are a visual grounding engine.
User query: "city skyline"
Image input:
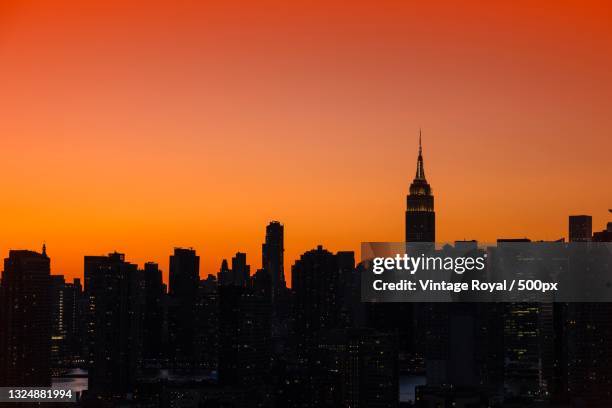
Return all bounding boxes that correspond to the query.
[1,140,609,287]
[1,1,612,283]
[1,111,611,408]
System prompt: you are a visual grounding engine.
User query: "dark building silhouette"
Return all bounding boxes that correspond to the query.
[405,132,435,242]
[219,252,250,287]
[262,221,285,292]
[251,268,272,299]
[406,133,436,381]
[168,247,200,365]
[565,228,612,406]
[335,251,358,327]
[569,215,592,242]
[1,158,610,408]
[58,277,84,365]
[566,302,612,406]
[343,329,399,408]
[289,245,390,407]
[218,284,271,405]
[232,252,250,286]
[142,262,164,361]
[194,275,218,369]
[84,252,144,395]
[292,246,350,349]
[490,240,554,397]
[502,302,549,396]
[218,258,231,285]
[592,221,612,242]
[50,275,69,367]
[564,215,612,405]
[72,278,87,364]
[49,275,83,367]
[292,326,398,408]
[0,248,51,386]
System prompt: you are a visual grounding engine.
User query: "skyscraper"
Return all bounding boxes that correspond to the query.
[65,278,84,363]
[0,249,51,386]
[50,275,82,366]
[231,252,250,287]
[142,262,164,361]
[405,132,436,382]
[218,285,271,393]
[194,274,218,370]
[219,252,251,287]
[84,252,144,395]
[569,215,592,242]
[291,246,351,352]
[262,221,285,292]
[168,247,200,364]
[50,275,68,367]
[406,131,435,242]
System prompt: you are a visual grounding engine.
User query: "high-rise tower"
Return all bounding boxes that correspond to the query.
[262,221,285,291]
[84,252,142,394]
[405,131,435,242]
[168,248,200,364]
[0,249,51,386]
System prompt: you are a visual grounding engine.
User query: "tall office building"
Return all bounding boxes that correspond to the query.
[219,252,250,287]
[168,247,200,364]
[194,275,218,369]
[406,133,436,381]
[169,248,200,296]
[49,275,82,366]
[0,249,51,386]
[84,252,144,395]
[143,262,164,361]
[71,278,87,363]
[50,275,68,367]
[218,285,271,390]
[218,258,230,285]
[49,275,83,366]
[231,252,250,286]
[566,236,612,405]
[292,246,352,353]
[569,215,592,242]
[502,302,546,396]
[335,251,357,327]
[262,221,285,292]
[64,278,83,363]
[405,132,435,242]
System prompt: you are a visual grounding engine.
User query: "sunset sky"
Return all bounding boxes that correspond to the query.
[1,1,611,285]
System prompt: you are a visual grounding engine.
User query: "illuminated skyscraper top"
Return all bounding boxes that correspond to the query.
[415,131,426,180]
[405,131,435,242]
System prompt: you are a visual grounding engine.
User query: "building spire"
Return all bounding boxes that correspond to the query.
[419,128,422,155]
[415,130,426,180]
[42,242,47,257]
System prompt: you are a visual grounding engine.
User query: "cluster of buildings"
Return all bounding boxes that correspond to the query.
[0,139,610,407]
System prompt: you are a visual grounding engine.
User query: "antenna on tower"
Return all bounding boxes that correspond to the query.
[415,129,426,180]
[419,128,422,154]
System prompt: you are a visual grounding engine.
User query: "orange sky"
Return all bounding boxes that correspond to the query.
[1,0,611,285]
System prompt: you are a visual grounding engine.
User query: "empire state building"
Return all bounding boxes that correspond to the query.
[405,132,435,242]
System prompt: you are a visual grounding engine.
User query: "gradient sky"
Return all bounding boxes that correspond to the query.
[1,1,611,285]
